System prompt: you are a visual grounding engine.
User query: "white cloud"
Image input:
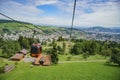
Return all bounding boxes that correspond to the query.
[0,0,45,22]
[0,0,119,27]
[55,0,120,27]
[74,10,120,27]
[33,0,58,6]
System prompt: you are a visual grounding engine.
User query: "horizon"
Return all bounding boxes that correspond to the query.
[0,0,120,28]
[0,18,120,29]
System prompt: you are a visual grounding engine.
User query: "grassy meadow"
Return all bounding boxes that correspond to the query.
[0,61,120,80]
[0,40,119,80]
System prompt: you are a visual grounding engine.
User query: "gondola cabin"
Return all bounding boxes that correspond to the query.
[30,43,42,57]
[30,43,51,65]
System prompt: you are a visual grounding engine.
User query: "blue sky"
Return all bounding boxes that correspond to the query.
[0,0,120,27]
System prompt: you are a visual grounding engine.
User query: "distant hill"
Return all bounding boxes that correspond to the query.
[85,26,112,32]
[0,19,32,24]
[77,26,120,33]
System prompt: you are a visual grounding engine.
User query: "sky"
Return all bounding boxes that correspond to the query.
[0,0,120,28]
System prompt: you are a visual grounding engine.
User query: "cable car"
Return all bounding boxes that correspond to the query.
[30,43,43,65]
[30,43,42,57]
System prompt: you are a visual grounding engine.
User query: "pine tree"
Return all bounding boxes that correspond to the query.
[51,44,59,64]
[62,42,66,54]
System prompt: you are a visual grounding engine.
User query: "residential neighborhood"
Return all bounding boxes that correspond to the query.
[0,28,120,43]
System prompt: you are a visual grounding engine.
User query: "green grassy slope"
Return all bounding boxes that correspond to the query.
[39,26,59,30]
[0,22,35,31]
[0,19,85,37]
[0,19,59,31]
[0,62,120,80]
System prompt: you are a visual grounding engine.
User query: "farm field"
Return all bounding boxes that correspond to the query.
[0,61,120,80]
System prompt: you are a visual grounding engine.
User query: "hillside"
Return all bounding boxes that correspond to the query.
[0,19,85,39]
[0,19,35,29]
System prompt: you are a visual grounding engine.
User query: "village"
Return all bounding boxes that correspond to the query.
[1,28,120,43]
[0,29,70,42]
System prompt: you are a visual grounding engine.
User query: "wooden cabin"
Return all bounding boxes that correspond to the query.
[19,49,28,55]
[43,55,51,66]
[10,49,28,61]
[30,44,51,66]
[10,53,24,61]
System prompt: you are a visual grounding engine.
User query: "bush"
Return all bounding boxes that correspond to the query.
[82,53,89,59]
[109,48,120,66]
[66,56,72,61]
[0,66,4,74]
[101,49,112,58]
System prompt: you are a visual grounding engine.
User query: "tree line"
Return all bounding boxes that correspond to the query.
[70,39,120,66]
[0,36,39,58]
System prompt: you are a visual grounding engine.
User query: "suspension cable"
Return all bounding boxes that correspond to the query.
[0,12,41,34]
[70,0,77,39]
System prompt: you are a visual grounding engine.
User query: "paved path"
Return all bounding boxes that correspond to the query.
[23,57,106,63]
[59,60,106,63]
[23,57,35,62]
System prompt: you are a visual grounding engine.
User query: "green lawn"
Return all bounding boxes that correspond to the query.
[0,62,120,80]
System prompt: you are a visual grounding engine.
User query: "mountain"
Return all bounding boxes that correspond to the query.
[76,26,120,33]
[85,26,112,32]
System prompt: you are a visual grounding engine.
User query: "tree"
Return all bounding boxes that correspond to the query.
[62,42,66,54]
[41,40,47,46]
[1,41,21,57]
[0,38,4,48]
[52,38,56,45]
[82,52,89,59]
[57,36,63,41]
[108,41,119,49]
[101,49,112,58]
[0,66,4,74]
[57,45,62,51]
[22,38,29,49]
[110,48,120,66]
[57,45,63,54]
[51,44,59,64]
[18,36,30,49]
[45,44,58,64]
[70,42,82,55]
[90,41,98,55]
[28,38,38,45]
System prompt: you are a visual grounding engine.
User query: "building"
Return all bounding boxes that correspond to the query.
[10,53,24,61]
[10,49,28,61]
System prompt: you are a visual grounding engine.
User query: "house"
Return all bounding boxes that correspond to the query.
[10,53,24,61]
[19,49,28,55]
[38,55,51,66]
[43,55,51,66]
[10,49,28,61]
